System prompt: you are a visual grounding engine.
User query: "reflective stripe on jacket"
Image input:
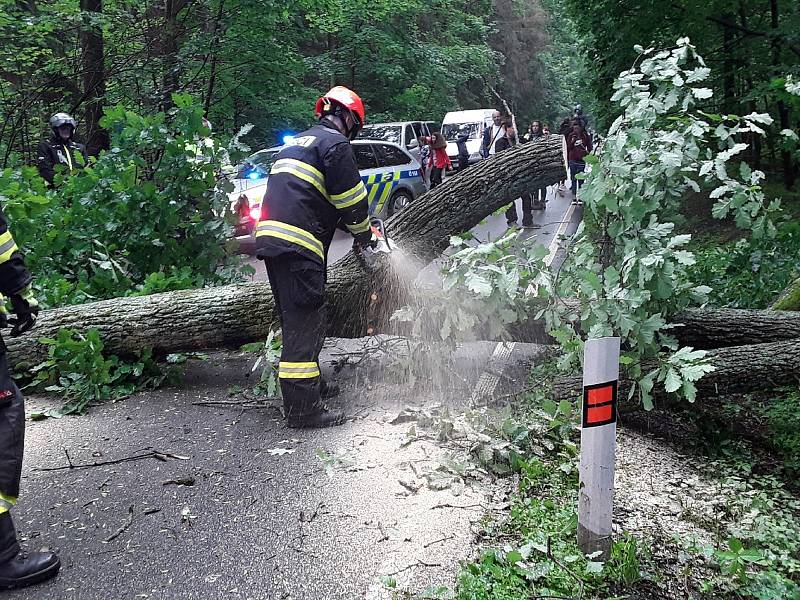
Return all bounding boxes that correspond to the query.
[254,122,370,264]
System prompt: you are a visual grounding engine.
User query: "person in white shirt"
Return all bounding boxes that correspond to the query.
[480,111,506,157]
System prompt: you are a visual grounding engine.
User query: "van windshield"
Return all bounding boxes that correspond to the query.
[442,123,480,141]
[356,125,402,144]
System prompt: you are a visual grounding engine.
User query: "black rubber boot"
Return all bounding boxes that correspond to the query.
[0,514,60,590]
[320,379,340,400]
[287,407,346,429]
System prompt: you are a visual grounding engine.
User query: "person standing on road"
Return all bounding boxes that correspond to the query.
[418,136,431,188]
[573,104,589,131]
[524,121,547,212]
[0,206,61,590]
[254,86,377,429]
[455,127,470,172]
[36,113,86,185]
[496,127,532,228]
[567,121,592,204]
[480,110,506,158]
[428,132,452,189]
[556,117,571,196]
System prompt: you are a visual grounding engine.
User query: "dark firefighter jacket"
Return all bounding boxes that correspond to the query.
[36,135,87,185]
[0,206,32,352]
[254,122,370,264]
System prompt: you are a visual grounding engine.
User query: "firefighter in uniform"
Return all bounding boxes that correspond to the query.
[36,113,86,185]
[0,208,60,589]
[255,86,376,429]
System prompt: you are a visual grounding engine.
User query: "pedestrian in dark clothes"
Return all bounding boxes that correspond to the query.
[456,128,470,171]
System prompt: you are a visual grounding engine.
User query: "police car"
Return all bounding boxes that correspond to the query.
[230,139,426,237]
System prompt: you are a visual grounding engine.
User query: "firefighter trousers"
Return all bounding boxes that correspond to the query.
[0,348,24,562]
[265,255,327,419]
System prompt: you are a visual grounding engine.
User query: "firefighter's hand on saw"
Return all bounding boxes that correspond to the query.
[353,229,379,251]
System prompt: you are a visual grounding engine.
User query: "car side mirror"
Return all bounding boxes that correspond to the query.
[407,139,419,149]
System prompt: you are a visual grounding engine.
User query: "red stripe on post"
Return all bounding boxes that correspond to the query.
[586,404,612,424]
[582,380,618,428]
[586,385,613,406]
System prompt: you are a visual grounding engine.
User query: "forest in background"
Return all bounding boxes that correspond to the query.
[0,0,592,164]
[565,0,799,187]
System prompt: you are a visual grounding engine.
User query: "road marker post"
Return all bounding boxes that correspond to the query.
[577,336,620,558]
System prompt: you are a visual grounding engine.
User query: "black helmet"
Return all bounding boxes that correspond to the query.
[574,104,583,114]
[50,112,77,132]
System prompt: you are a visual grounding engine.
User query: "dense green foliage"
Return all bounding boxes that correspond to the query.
[563,0,799,185]
[691,220,800,308]
[2,95,245,307]
[0,0,587,162]
[27,328,171,418]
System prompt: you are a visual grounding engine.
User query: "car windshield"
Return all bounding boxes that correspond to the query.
[356,125,402,144]
[236,149,278,179]
[442,123,480,141]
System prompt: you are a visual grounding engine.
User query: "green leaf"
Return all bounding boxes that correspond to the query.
[585,561,604,574]
[664,368,681,393]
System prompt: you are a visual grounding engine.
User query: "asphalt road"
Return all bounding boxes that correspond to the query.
[8,185,581,600]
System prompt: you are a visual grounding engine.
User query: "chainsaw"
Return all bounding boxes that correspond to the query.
[354,217,396,272]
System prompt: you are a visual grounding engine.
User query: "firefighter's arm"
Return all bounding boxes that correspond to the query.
[323,142,373,247]
[36,141,55,184]
[0,207,37,335]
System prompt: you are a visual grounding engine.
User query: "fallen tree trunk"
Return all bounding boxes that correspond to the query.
[6,136,569,370]
[551,338,800,404]
[511,307,800,349]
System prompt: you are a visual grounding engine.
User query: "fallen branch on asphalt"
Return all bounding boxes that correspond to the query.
[34,448,190,472]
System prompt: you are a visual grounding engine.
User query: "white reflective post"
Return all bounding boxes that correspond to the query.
[577,336,620,558]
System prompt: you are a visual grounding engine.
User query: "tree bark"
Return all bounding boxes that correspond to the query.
[80,0,110,155]
[6,136,568,369]
[550,339,800,404]
[510,306,800,349]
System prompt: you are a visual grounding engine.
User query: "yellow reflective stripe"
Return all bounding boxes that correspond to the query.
[64,147,73,171]
[0,492,17,514]
[375,173,399,215]
[0,231,19,265]
[330,181,368,209]
[254,220,324,259]
[278,361,320,379]
[367,180,381,206]
[346,216,370,234]
[271,158,328,199]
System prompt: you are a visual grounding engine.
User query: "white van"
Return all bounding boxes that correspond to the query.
[441,109,496,168]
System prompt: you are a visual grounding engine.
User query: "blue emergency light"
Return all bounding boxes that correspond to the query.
[282,134,296,145]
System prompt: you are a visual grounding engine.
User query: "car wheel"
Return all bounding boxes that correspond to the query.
[388,190,413,216]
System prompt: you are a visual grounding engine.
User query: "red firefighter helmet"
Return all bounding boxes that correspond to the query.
[314,86,366,126]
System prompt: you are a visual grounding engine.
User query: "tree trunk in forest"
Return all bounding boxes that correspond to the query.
[160,0,189,111]
[510,306,800,349]
[770,0,796,189]
[550,339,800,404]
[203,0,225,116]
[80,0,109,155]
[6,136,568,369]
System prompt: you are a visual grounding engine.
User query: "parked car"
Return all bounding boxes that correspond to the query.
[355,121,435,163]
[441,109,495,169]
[228,140,425,238]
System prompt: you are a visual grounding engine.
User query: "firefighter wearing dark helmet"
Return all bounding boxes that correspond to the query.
[255,86,377,429]
[0,206,61,589]
[36,113,86,185]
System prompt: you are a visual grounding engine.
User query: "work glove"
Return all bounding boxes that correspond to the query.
[352,229,378,251]
[8,285,39,337]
